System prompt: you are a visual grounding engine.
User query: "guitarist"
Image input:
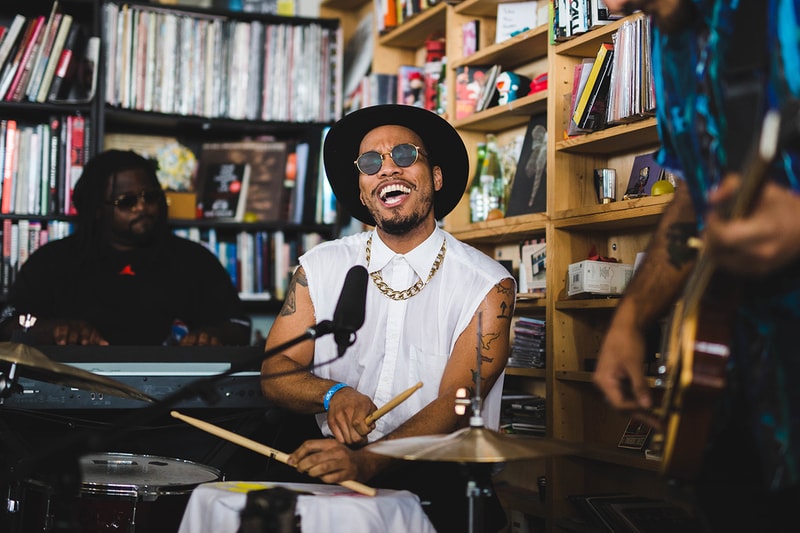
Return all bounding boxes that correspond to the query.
[595,1,800,531]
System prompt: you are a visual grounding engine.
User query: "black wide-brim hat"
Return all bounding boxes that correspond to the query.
[323,104,468,226]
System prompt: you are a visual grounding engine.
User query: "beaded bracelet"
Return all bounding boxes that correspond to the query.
[323,382,349,411]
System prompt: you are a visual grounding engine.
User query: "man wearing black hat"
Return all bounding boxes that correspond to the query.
[261,104,515,532]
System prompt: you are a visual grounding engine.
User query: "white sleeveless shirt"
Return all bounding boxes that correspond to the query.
[300,227,513,442]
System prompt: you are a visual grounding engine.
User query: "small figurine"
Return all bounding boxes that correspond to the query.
[496,72,531,105]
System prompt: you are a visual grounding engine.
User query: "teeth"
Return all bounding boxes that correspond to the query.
[379,184,412,201]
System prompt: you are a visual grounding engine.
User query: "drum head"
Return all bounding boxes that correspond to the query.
[79,452,221,499]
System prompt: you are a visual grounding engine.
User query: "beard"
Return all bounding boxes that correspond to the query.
[379,211,426,235]
[371,190,435,236]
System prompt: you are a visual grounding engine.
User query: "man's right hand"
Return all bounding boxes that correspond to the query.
[326,386,377,445]
[50,320,109,345]
[593,316,656,424]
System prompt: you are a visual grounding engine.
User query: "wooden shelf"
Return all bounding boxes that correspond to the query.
[453,90,548,132]
[448,212,547,244]
[554,17,631,58]
[506,367,546,379]
[552,194,671,230]
[377,3,447,48]
[451,25,549,70]
[570,442,662,472]
[320,0,369,9]
[555,298,620,311]
[454,0,512,17]
[556,117,660,155]
[343,5,670,530]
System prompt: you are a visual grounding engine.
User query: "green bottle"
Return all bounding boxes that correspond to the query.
[469,142,487,222]
[481,134,504,218]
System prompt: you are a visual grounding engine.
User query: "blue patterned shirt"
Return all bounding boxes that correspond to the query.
[653,0,800,490]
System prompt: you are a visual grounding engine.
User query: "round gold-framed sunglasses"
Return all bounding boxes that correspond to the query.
[106,189,164,210]
[354,143,426,175]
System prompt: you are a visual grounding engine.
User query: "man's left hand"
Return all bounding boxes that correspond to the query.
[706,176,800,275]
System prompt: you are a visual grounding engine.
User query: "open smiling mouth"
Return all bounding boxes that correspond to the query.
[379,183,413,206]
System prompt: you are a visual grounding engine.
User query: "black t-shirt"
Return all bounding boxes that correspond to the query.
[7,233,249,345]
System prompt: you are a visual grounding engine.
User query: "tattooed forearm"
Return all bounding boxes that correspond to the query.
[279,267,308,317]
[666,222,699,268]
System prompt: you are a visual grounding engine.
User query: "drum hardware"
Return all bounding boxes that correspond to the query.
[19,453,222,533]
[369,312,577,533]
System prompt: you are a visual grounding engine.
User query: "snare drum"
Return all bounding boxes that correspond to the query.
[21,452,222,533]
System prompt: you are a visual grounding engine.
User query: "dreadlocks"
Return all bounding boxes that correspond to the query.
[71,149,169,253]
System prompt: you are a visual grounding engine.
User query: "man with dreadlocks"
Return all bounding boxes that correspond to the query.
[0,149,251,346]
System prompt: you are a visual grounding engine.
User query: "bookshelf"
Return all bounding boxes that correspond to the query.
[323,1,676,530]
[0,0,343,309]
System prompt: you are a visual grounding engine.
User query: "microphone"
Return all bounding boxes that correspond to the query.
[332,265,368,357]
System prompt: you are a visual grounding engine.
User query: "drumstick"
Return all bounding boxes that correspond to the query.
[170,410,376,497]
[364,381,423,426]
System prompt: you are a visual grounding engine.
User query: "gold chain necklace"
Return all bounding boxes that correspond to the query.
[366,234,446,300]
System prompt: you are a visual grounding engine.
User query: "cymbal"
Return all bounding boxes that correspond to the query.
[0,342,155,403]
[367,425,577,463]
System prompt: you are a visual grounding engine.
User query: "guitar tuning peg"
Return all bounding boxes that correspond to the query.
[454,387,470,415]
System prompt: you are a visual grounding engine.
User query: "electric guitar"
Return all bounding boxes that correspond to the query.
[652,102,799,480]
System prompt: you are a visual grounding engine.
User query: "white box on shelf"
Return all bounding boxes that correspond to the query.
[495,1,539,43]
[567,260,633,297]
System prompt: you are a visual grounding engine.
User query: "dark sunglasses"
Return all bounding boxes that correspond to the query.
[354,143,426,175]
[106,189,164,210]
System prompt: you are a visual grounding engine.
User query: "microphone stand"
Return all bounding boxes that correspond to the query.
[8,319,339,533]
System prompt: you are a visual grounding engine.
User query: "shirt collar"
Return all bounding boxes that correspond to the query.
[368,227,444,280]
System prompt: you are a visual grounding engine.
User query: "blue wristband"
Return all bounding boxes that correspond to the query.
[323,382,349,411]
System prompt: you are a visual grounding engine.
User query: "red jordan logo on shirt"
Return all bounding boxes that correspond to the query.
[119,264,136,276]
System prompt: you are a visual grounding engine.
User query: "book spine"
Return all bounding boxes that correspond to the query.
[46,23,82,102]
[578,47,614,129]
[6,16,46,102]
[572,42,613,127]
[25,5,62,101]
[65,115,85,216]
[0,15,27,76]
[36,14,72,103]
[1,218,12,297]
[1,120,17,214]
[0,18,37,99]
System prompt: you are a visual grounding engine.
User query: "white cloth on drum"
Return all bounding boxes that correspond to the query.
[178,481,437,533]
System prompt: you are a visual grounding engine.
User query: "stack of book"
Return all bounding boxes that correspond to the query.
[509,316,546,369]
[0,3,98,104]
[552,0,621,42]
[501,394,546,435]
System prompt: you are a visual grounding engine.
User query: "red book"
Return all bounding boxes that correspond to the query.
[4,15,45,101]
[1,119,18,214]
[0,17,37,99]
[1,218,12,295]
[65,114,85,215]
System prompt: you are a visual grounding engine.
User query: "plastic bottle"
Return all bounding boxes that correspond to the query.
[163,319,188,346]
[469,142,487,222]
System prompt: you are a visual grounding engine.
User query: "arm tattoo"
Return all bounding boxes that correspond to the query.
[479,331,500,359]
[279,268,308,317]
[495,280,514,320]
[666,222,699,268]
